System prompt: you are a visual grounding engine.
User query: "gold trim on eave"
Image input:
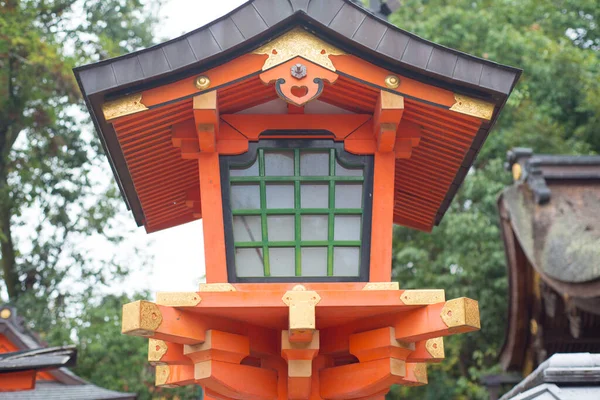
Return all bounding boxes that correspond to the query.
[400,290,445,305]
[102,93,148,121]
[253,28,346,71]
[362,282,400,291]
[156,292,201,307]
[449,94,494,120]
[198,283,237,292]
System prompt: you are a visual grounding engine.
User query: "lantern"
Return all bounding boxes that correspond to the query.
[75,0,520,398]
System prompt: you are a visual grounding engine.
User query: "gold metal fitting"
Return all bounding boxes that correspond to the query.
[195,76,211,90]
[512,163,522,181]
[385,75,400,89]
[0,309,11,319]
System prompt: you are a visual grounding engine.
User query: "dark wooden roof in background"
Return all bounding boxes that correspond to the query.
[74,0,521,231]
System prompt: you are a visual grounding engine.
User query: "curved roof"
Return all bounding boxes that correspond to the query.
[74,0,521,232]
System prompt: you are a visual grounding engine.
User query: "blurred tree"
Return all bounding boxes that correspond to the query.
[0,1,201,399]
[387,0,599,399]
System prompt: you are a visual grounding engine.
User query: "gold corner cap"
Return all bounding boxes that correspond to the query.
[156,292,201,307]
[102,93,148,121]
[195,360,213,380]
[412,363,428,384]
[440,298,480,329]
[400,289,445,305]
[288,360,313,378]
[148,339,168,364]
[390,358,407,377]
[425,337,445,359]
[155,365,170,386]
[122,300,162,336]
[449,94,494,120]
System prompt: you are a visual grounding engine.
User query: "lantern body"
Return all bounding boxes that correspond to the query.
[75,1,520,397]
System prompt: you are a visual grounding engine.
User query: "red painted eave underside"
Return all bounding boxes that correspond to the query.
[112,76,481,233]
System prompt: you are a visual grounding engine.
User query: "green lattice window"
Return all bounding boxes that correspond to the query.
[220,139,373,282]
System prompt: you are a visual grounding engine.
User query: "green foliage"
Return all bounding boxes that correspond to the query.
[388,1,599,398]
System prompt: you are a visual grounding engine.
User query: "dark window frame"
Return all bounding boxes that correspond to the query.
[220,138,374,283]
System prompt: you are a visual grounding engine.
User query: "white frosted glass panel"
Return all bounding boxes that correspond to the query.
[301,247,328,276]
[333,247,360,276]
[267,216,294,241]
[335,183,362,208]
[233,216,262,242]
[300,152,329,176]
[334,215,361,241]
[230,159,259,177]
[269,248,296,277]
[301,184,328,208]
[236,248,264,277]
[301,215,328,241]
[265,152,294,176]
[266,184,294,208]
[231,184,261,209]
[335,160,363,177]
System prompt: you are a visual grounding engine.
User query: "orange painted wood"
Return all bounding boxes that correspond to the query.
[161,364,195,387]
[408,340,444,363]
[185,330,250,364]
[260,57,338,106]
[221,114,371,141]
[196,360,278,400]
[331,54,456,108]
[194,92,219,152]
[369,151,396,281]
[149,340,191,365]
[0,370,36,391]
[373,91,404,152]
[394,302,478,342]
[344,123,377,155]
[216,123,249,155]
[198,152,228,283]
[349,327,413,362]
[140,54,267,107]
[319,358,404,399]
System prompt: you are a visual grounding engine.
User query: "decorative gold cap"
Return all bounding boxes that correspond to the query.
[385,75,400,89]
[425,337,445,359]
[195,76,211,90]
[148,339,168,365]
[440,298,480,330]
[362,282,399,291]
[102,93,148,121]
[449,94,494,120]
[512,163,522,181]
[0,309,11,319]
[156,292,201,307]
[122,300,162,336]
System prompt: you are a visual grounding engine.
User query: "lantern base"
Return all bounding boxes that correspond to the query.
[122,282,480,399]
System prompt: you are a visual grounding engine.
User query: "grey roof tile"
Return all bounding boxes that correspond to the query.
[231,4,269,38]
[137,48,171,77]
[209,18,246,50]
[307,0,345,26]
[162,38,197,70]
[0,382,135,400]
[426,47,458,76]
[329,3,367,38]
[290,0,309,12]
[78,64,116,94]
[187,29,222,59]
[252,0,293,26]
[401,39,433,69]
[453,56,484,85]
[112,57,144,85]
[479,64,517,94]
[375,29,410,59]
[352,16,387,48]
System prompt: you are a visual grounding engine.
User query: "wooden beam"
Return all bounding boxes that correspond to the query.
[373,91,404,152]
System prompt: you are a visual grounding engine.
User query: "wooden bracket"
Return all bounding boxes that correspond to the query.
[193,91,219,152]
[148,339,192,366]
[373,91,404,152]
[185,186,201,218]
[282,330,320,400]
[349,327,414,363]
[184,330,250,364]
[282,285,321,343]
[408,338,445,363]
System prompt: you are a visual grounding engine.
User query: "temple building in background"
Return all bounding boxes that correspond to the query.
[0,306,135,399]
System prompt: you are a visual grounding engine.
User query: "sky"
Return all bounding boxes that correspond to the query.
[123,0,248,294]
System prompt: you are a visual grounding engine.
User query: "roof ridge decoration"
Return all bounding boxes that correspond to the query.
[252,27,346,71]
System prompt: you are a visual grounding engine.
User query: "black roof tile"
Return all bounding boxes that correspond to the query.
[307,0,345,26]
[290,0,309,12]
[252,0,293,27]
[329,2,367,38]
[137,48,171,78]
[375,28,411,60]
[231,4,270,38]
[112,57,144,85]
[209,18,246,50]
[162,37,197,70]
[426,47,458,77]
[453,56,484,86]
[352,16,387,48]
[187,28,222,60]
[401,39,434,69]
